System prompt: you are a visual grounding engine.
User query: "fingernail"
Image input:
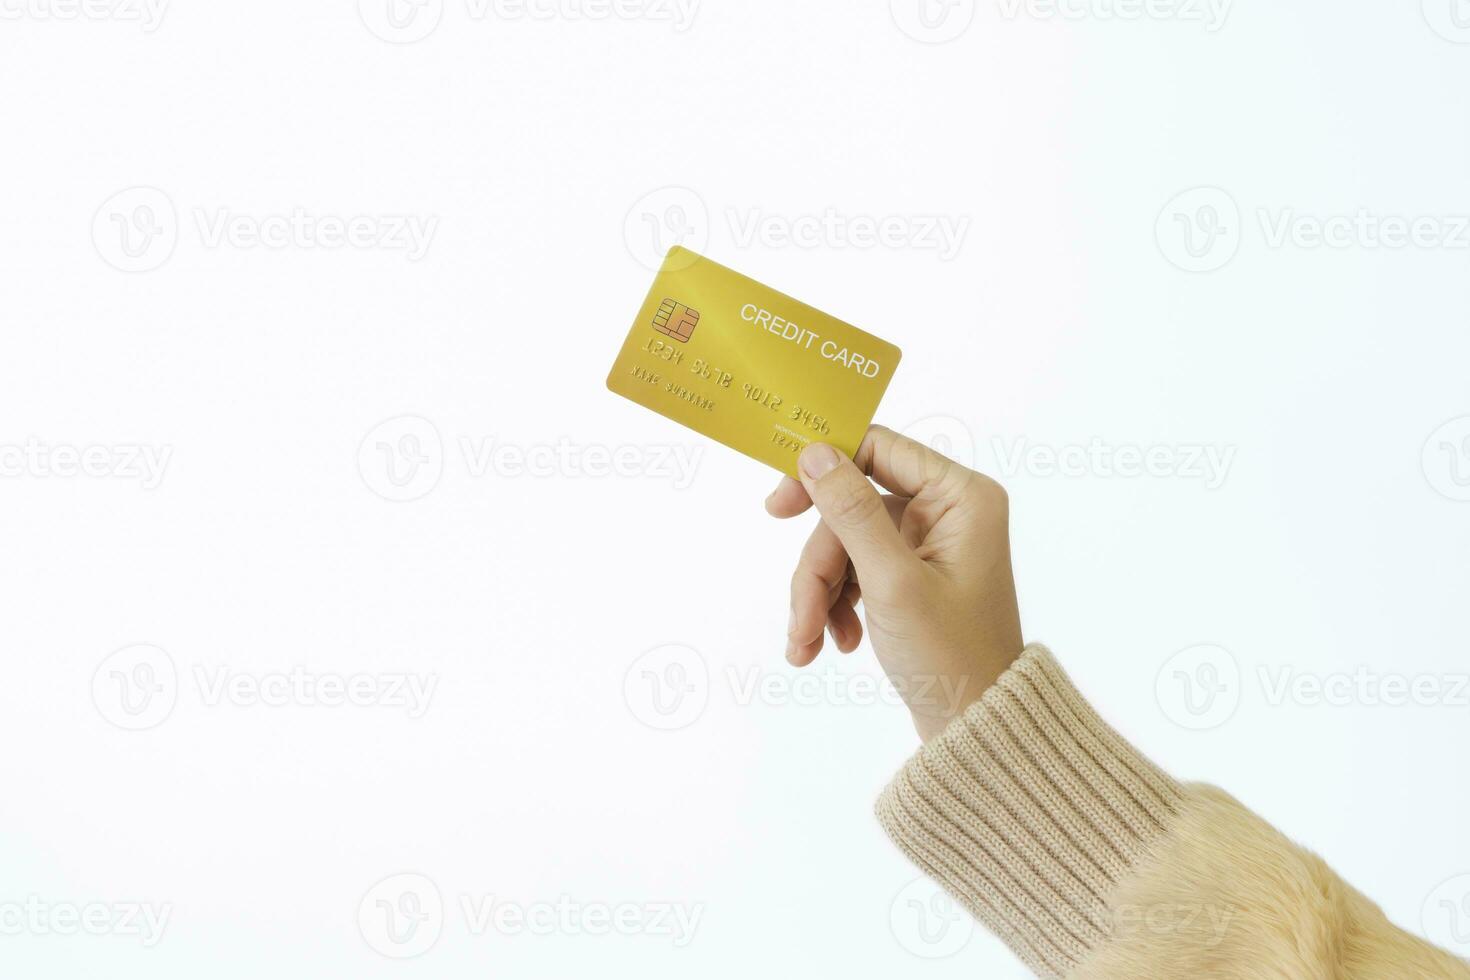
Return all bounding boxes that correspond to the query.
[787,607,798,636]
[785,640,799,665]
[799,443,840,480]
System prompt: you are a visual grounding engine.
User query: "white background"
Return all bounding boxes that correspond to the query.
[3,0,1469,976]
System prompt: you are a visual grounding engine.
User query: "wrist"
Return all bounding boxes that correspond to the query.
[910,650,1022,743]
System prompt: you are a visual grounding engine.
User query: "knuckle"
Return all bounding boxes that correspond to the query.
[825,480,884,527]
[969,472,1009,511]
[886,558,928,594]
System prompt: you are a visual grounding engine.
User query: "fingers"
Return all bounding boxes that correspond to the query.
[765,425,975,517]
[764,475,812,518]
[855,424,973,501]
[786,518,850,665]
[796,443,918,590]
[826,596,863,653]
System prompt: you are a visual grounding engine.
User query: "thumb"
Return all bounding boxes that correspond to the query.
[796,443,915,589]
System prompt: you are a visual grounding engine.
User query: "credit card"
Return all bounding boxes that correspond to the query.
[606,247,902,478]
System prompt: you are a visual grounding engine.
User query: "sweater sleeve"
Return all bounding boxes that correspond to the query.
[874,644,1470,979]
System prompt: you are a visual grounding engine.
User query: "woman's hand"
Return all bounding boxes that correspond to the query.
[765,425,1023,742]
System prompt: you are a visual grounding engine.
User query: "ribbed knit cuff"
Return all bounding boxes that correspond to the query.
[875,644,1184,979]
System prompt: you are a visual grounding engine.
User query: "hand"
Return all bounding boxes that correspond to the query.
[766,425,1023,742]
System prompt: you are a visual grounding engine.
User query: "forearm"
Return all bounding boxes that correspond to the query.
[875,645,1470,979]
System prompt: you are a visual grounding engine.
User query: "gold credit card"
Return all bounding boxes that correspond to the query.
[606,247,902,478]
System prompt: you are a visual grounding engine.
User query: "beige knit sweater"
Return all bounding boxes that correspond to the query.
[876,644,1470,978]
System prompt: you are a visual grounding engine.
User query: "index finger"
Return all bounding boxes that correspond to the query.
[855,424,972,500]
[763,424,971,518]
[764,475,813,518]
